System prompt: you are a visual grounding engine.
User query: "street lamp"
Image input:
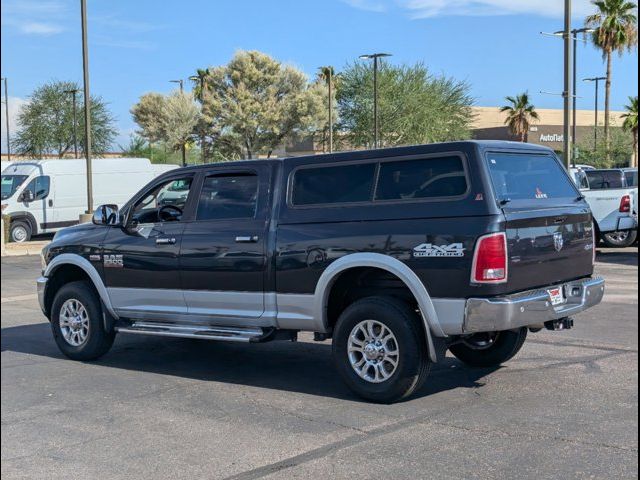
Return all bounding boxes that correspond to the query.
[170,79,184,92]
[542,24,595,167]
[80,0,93,217]
[169,79,186,165]
[64,89,80,159]
[189,74,206,163]
[318,66,335,153]
[584,76,606,147]
[359,53,392,148]
[0,77,10,162]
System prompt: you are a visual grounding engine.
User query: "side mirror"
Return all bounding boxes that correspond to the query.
[92,204,120,226]
[19,189,35,203]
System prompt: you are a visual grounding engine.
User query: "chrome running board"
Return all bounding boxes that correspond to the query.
[115,321,266,343]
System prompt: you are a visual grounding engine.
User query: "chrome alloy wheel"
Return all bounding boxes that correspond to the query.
[347,320,399,383]
[59,299,90,347]
[11,225,28,243]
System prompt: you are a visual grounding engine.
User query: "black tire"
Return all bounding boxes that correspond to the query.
[332,296,431,404]
[449,328,528,368]
[601,230,637,248]
[50,281,115,361]
[9,220,32,243]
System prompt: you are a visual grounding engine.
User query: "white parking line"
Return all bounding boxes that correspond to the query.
[1,294,38,304]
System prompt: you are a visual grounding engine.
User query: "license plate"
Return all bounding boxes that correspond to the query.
[547,287,565,306]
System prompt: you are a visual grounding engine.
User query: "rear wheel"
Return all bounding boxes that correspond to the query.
[51,281,115,360]
[449,328,527,368]
[332,296,430,403]
[602,230,637,248]
[9,220,32,243]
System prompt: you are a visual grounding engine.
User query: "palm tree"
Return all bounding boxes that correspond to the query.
[585,0,638,160]
[499,92,539,142]
[622,96,639,167]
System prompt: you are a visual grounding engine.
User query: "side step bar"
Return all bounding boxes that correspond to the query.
[116,322,266,343]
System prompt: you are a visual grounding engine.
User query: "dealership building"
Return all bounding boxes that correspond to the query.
[469,106,625,151]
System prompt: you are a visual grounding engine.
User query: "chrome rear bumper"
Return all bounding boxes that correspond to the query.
[464,277,605,333]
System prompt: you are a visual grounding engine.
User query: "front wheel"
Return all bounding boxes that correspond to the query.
[332,296,430,403]
[51,281,115,360]
[602,230,637,248]
[10,220,32,243]
[449,328,528,368]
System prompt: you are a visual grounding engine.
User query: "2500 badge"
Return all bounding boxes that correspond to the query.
[103,254,124,268]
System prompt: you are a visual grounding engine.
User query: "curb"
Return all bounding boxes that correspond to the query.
[1,241,49,257]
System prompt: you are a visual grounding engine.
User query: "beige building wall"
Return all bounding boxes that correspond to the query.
[471,106,626,129]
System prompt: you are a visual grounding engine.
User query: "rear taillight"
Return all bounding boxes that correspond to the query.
[592,225,597,265]
[619,195,631,213]
[471,232,508,284]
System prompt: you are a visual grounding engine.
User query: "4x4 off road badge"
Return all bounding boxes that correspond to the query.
[413,243,465,258]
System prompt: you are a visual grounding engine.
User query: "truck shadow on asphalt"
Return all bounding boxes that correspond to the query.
[596,248,638,267]
[1,322,498,402]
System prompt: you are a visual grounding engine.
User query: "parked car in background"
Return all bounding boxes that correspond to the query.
[575,164,596,171]
[569,167,638,248]
[1,158,178,242]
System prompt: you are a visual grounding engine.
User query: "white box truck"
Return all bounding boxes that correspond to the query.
[1,158,178,242]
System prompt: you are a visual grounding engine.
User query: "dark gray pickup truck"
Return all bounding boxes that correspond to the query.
[38,141,605,403]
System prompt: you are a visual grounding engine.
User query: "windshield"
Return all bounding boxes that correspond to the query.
[1,175,29,200]
[485,152,578,202]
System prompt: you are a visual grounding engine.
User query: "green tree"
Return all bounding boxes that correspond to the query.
[576,123,633,167]
[585,0,638,158]
[316,66,338,152]
[337,61,473,148]
[131,90,201,166]
[621,95,638,167]
[13,80,116,158]
[198,50,326,159]
[499,92,539,142]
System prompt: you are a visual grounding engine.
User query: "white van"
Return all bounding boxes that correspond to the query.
[1,158,178,242]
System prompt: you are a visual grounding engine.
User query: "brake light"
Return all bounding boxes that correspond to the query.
[471,232,508,284]
[619,195,631,213]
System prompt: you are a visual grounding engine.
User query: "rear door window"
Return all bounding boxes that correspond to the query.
[375,156,467,200]
[486,152,578,202]
[291,163,376,206]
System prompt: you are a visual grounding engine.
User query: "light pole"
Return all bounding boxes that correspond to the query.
[553,27,595,164]
[170,79,184,92]
[80,0,93,216]
[170,79,186,166]
[64,89,80,159]
[189,74,206,163]
[1,77,10,162]
[584,76,606,147]
[359,53,392,148]
[318,66,334,153]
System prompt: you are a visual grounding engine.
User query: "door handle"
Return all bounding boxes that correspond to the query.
[156,237,176,245]
[235,235,259,243]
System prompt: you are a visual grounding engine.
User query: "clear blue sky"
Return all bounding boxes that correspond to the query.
[1,0,638,150]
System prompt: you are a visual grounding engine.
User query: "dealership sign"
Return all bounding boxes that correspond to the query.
[540,133,565,142]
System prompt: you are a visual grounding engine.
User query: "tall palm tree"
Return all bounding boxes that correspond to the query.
[499,92,539,142]
[622,96,639,167]
[585,0,638,160]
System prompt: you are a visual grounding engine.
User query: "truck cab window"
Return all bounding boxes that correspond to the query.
[131,178,192,224]
[196,174,258,220]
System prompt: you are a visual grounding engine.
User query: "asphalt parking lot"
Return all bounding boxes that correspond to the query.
[1,248,638,479]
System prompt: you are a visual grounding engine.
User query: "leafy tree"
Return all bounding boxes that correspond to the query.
[576,123,633,167]
[131,90,201,166]
[621,95,638,167]
[198,50,326,159]
[337,61,473,148]
[13,80,116,158]
[585,0,638,158]
[499,92,539,142]
[130,93,167,144]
